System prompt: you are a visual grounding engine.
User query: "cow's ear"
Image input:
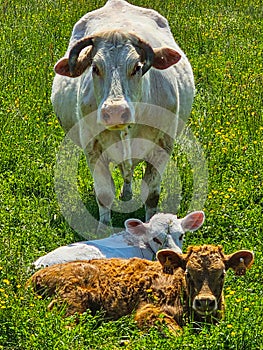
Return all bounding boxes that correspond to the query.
[54,49,92,77]
[157,249,185,274]
[54,58,71,77]
[225,250,254,276]
[125,219,147,235]
[152,47,181,70]
[180,211,205,232]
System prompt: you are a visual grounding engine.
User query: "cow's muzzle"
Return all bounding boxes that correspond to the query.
[100,101,132,128]
[193,294,217,315]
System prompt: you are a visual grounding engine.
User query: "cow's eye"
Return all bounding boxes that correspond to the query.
[185,271,191,279]
[179,234,184,241]
[219,271,226,280]
[153,237,162,245]
[92,64,100,76]
[131,63,142,76]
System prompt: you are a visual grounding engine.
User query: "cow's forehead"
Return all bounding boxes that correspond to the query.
[93,32,140,52]
[93,41,139,68]
[186,245,226,270]
[150,214,182,233]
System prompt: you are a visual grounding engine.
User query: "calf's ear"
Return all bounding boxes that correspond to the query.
[180,211,205,232]
[152,47,181,70]
[225,250,254,276]
[125,219,147,235]
[157,249,185,274]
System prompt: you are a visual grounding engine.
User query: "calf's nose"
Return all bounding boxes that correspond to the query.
[193,295,217,315]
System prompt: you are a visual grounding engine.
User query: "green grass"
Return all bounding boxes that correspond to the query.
[0,0,262,348]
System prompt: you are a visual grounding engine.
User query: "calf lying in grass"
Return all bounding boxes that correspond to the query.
[28,245,254,331]
[33,211,204,268]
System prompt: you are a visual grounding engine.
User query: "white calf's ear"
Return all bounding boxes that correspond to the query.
[180,211,205,232]
[125,219,146,235]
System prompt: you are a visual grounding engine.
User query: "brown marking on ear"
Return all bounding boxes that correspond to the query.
[54,47,93,78]
[54,58,71,77]
[152,47,181,70]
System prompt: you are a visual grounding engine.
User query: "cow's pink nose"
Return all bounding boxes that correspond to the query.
[193,295,217,315]
[101,103,131,126]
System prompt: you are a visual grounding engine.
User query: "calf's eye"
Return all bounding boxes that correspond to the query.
[179,234,184,241]
[185,271,191,279]
[153,237,162,245]
[219,271,226,280]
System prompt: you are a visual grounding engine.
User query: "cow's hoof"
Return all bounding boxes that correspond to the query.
[120,183,133,201]
[120,191,133,201]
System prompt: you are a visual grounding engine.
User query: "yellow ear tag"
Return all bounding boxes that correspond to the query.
[235,258,247,276]
[163,256,174,275]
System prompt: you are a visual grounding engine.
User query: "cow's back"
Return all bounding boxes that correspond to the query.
[29,258,185,318]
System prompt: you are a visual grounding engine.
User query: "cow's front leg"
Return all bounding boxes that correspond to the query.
[135,304,182,334]
[143,162,162,221]
[87,152,115,229]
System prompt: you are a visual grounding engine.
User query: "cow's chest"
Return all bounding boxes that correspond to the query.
[89,126,164,165]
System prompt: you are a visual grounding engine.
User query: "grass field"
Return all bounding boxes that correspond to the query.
[0,0,262,348]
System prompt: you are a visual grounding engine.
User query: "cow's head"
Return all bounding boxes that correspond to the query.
[157,245,254,320]
[124,211,205,254]
[54,30,181,130]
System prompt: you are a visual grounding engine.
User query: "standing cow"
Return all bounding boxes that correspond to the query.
[51,0,195,230]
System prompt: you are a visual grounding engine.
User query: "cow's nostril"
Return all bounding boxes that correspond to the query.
[194,297,217,314]
[103,112,110,122]
[208,299,216,310]
[195,299,202,309]
[121,112,130,123]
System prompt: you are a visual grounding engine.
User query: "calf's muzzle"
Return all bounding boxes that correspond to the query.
[193,294,217,315]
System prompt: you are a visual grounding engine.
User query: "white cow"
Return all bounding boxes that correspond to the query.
[33,211,204,268]
[51,0,195,230]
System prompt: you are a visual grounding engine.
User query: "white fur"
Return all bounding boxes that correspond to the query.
[33,211,204,268]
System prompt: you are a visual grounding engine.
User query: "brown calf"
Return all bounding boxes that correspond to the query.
[28,245,254,331]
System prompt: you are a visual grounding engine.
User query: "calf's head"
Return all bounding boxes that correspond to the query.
[157,245,254,319]
[124,211,205,253]
[54,30,181,129]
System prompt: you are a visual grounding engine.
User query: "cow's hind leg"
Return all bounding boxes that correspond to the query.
[143,162,162,221]
[120,181,133,201]
[119,160,133,201]
[90,157,115,230]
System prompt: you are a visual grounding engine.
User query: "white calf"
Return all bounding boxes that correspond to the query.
[33,211,204,268]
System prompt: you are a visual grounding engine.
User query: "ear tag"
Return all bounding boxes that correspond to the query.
[163,256,174,275]
[235,257,247,276]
